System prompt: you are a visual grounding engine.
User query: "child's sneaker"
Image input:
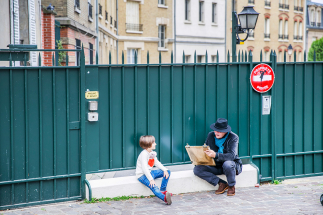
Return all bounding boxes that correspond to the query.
[161,191,173,196]
[164,192,172,205]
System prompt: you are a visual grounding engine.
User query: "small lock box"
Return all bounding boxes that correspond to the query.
[88,101,98,111]
[88,112,98,121]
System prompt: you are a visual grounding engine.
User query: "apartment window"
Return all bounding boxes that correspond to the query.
[278,51,282,62]
[199,1,204,22]
[75,0,80,9]
[127,49,138,64]
[75,39,81,66]
[312,36,317,42]
[158,25,166,48]
[294,21,297,39]
[284,20,288,39]
[99,4,102,15]
[264,51,269,61]
[110,16,113,25]
[212,3,217,23]
[279,20,283,39]
[185,0,191,21]
[197,55,204,63]
[158,0,165,5]
[126,1,141,31]
[89,43,93,64]
[311,9,315,26]
[249,29,254,38]
[211,55,217,63]
[264,18,270,39]
[185,55,191,63]
[299,22,302,40]
[105,11,108,21]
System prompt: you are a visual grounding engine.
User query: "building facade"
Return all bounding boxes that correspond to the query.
[0,0,42,66]
[306,0,323,53]
[98,0,117,64]
[42,0,97,66]
[175,0,226,63]
[226,0,305,62]
[118,0,173,64]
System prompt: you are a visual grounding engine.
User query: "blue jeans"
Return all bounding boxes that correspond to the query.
[193,161,237,187]
[138,169,171,201]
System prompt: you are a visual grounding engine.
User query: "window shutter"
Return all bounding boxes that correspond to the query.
[29,0,37,66]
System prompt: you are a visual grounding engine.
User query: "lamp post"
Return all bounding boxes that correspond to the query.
[232,6,259,62]
[287,44,293,62]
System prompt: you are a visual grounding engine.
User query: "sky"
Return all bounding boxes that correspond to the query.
[312,0,323,3]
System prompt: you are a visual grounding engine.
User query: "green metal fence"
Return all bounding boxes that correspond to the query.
[1,49,323,209]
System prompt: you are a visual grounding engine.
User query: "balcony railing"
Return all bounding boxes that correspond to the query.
[311,22,316,27]
[115,20,117,28]
[110,16,112,25]
[278,34,283,39]
[105,11,108,21]
[294,35,298,40]
[294,6,298,11]
[88,3,93,19]
[285,4,289,9]
[248,0,255,4]
[126,23,143,32]
[99,4,102,15]
[279,3,284,9]
[265,1,271,7]
[318,22,321,27]
[264,33,270,39]
[299,36,303,40]
[299,7,303,12]
[283,35,288,40]
[75,0,80,9]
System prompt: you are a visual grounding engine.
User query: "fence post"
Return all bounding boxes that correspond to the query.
[216,50,219,63]
[260,50,263,62]
[271,50,277,180]
[294,50,296,62]
[80,46,86,199]
[314,49,316,61]
[238,50,240,63]
[227,50,230,63]
[304,50,307,62]
[182,51,185,63]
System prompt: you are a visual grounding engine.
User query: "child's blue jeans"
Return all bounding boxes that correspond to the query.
[138,169,171,201]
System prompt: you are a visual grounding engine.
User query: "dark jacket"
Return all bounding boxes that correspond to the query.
[205,131,242,174]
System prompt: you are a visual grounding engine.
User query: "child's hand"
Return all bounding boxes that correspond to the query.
[149,179,156,188]
[163,170,169,179]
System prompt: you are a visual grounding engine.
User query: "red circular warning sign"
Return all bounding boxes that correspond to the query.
[250,63,275,93]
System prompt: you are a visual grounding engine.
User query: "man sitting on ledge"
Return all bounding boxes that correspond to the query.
[193,118,242,196]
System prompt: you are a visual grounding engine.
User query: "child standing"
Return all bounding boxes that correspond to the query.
[136,135,172,205]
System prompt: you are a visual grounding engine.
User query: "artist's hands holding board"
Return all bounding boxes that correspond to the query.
[204,150,216,158]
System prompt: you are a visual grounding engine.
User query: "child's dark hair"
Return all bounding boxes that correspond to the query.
[139,135,155,149]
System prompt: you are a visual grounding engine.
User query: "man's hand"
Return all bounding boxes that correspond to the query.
[163,170,169,179]
[149,179,156,188]
[204,149,216,158]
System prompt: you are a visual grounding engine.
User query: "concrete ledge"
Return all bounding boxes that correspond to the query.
[87,164,257,199]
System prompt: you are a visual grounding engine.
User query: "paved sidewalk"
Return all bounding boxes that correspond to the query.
[1,176,323,215]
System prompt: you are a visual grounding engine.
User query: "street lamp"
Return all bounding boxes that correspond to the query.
[287,44,293,62]
[232,6,259,62]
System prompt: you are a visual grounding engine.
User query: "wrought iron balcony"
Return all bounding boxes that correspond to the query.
[248,0,255,4]
[285,4,289,9]
[264,33,270,39]
[105,11,108,21]
[283,35,289,40]
[278,34,283,39]
[294,6,298,11]
[318,22,321,27]
[75,0,80,9]
[299,7,303,12]
[126,23,143,32]
[115,20,117,28]
[88,3,93,19]
[99,4,102,15]
[279,3,284,9]
[311,22,316,27]
[110,16,112,25]
[294,35,298,40]
[265,1,271,7]
[299,36,303,40]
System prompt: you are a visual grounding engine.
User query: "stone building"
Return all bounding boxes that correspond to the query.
[174,0,226,63]
[306,0,323,53]
[98,0,117,64]
[117,0,173,64]
[42,0,97,66]
[226,0,305,62]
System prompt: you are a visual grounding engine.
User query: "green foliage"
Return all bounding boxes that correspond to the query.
[308,37,323,61]
[41,208,46,211]
[272,180,283,185]
[83,195,155,203]
[56,40,66,66]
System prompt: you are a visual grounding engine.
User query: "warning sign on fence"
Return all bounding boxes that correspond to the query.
[250,63,275,93]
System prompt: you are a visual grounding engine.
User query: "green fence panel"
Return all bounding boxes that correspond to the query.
[0,66,82,209]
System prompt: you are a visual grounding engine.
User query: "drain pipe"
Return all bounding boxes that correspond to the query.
[173,0,176,63]
[116,0,118,64]
[96,0,99,64]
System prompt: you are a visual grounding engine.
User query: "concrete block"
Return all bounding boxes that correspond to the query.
[87,164,257,199]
